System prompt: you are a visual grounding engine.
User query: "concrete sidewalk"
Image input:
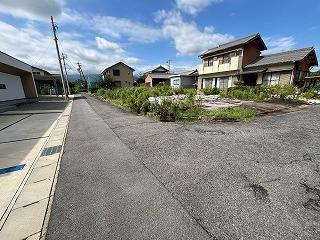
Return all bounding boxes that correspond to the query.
[0,102,72,240]
[46,98,211,240]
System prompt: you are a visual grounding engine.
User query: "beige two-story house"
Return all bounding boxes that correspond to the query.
[101,62,135,87]
[198,33,318,89]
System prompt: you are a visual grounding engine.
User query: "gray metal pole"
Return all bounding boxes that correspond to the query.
[51,16,68,100]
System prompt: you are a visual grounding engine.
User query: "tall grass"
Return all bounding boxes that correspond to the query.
[217,85,298,101]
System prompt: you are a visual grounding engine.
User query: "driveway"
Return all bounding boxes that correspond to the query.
[0,101,67,225]
[48,95,320,239]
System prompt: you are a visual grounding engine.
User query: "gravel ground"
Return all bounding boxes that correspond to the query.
[86,95,320,240]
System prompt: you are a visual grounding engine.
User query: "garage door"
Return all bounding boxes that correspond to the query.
[0,72,25,102]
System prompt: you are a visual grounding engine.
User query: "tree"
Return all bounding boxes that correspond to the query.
[136,72,146,84]
[98,75,116,89]
[72,79,87,93]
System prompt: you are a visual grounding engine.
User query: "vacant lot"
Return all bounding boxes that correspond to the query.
[87,95,320,239]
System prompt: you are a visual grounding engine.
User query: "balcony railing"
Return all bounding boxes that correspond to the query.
[198,56,242,75]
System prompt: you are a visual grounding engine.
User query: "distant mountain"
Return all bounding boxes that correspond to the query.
[67,74,101,82]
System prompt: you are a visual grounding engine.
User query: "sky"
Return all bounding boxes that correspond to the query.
[0,0,319,76]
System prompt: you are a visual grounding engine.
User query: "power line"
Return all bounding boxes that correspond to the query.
[31,37,53,66]
[57,40,80,75]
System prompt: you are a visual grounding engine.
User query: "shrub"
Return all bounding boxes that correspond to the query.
[73,79,87,93]
[217,85,298,101]
[180,107,258,121]
[150,99,179,122]
[267,85,297,99]
[202,87,220,95]
[96,88,106,96]
[303,89,317,99]
[152,85,174,96]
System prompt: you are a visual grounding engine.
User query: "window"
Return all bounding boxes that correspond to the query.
[262,73,280,85]
[173,78,180,86]
[113,69,120,76]
[33,71,41,75]
[208,58,214,66]
[0,84,6,89]
[114,81,121,87]
[236,50,242,56]
[203,78,213,88]
[219,77,229,89]
[220,54,231,64]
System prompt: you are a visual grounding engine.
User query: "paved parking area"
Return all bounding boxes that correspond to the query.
[0,101,67,226]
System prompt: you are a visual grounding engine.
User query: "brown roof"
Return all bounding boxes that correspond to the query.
[200,33,267,58]
[245,47,318,68]
[101,61,135,74]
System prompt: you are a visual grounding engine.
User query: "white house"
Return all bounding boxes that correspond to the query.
[170,70,198,88]
[0,51,37,102]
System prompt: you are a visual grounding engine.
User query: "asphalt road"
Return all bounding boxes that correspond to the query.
[46,97,210,240]
[47,96,320,240]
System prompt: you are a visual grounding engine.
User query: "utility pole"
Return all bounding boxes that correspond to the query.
[77,62,86,81]
[61,53,71,95]
[77,62,87,91]
[166,59,172,73]
[51,16,68,100]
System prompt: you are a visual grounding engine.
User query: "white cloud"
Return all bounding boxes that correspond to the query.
[0,0,63,21]
[155,10,233,55]
[95,37,124,54]
[0,21,140,73]
[263,36,295,55]
[92,16,163,43]
[175,0,222,15]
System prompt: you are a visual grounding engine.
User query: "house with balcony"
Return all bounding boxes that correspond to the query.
[197,33,318,89]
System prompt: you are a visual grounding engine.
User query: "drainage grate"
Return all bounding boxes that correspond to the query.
[0,164,26,175]
[41,145,62,156]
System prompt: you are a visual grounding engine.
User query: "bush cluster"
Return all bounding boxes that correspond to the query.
[217,85,298,101]
[202,87,220,95]
[96,85,200,121]
[96,83,318,122]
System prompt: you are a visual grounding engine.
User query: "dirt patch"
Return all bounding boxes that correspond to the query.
[242,100,308,116]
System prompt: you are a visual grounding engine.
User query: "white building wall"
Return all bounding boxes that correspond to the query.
[0,72,25,101]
